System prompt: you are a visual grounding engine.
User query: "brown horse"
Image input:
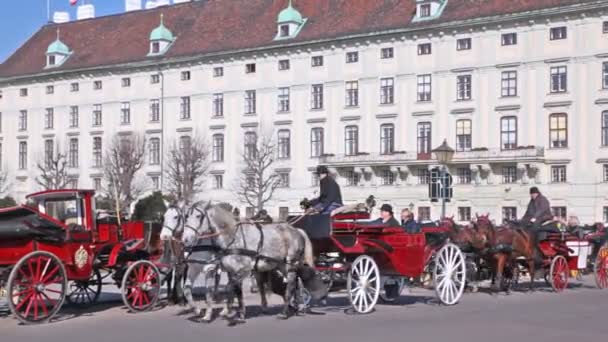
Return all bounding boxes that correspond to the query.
[473,215,537,292]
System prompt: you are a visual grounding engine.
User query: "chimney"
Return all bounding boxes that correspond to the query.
[125,0,142,12]
[53,11,70,23]
[76,4,95,20]
[145,0,158,9]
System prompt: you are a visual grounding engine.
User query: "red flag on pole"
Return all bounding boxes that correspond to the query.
[70,0,78,6]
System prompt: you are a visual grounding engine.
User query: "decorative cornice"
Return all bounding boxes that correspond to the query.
[209,124,226,130]
[89,130,104,135]
[412,111,434,117]
[376,113,398,119]
[241,122,259,128]
[544,57,570,64]
[66,132,80,136]
[450,108,475,115]
[543,100,573,108]
[17,135,28,140]
[146,129,163,134]
[306,118,326,124]
[544,159,571,164]
[117,131,133,136]
[340,115,361,122]
[595,98,608,105]
[176,127,193,132]
[42,133,55,138]
[274,120,293,126]
[495,104,521,111]
[495,62,521,69]
[209,169,225,175]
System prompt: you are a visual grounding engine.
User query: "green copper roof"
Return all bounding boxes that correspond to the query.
[278,0,303,24]
[46,39,70,55]
[150,14,174,42]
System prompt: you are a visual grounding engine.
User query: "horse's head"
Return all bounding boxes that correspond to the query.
[160,201,186,241]
[182,201,213,247]
[471,213,494,249]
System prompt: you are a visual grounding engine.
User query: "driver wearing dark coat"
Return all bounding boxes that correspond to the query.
[521,187,553,227]
[309,165,343,215]
[367,204,400,227]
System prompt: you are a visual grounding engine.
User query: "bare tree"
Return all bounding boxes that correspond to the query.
[103,134,146,214]
[0,166,11,194]
[164,135,210,202]
[236,133,281,212]
[35,142,70,190]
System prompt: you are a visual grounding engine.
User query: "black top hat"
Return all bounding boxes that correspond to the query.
[316,165,329,175]
[380,204,393,214]
[529,186,540,194]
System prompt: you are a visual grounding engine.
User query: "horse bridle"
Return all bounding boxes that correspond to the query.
[184,205,223,241]
[162,206,184,240]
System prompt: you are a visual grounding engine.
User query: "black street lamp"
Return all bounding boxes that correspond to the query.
[432,139,455,218]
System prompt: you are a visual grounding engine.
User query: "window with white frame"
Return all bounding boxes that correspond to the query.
[46,85,54,95]
[244,132,257,159]
[18,110,27,131]
[501,71,517,97]
[418,207,431,221]
[417,74,432,102]
[44,108,54,129]
[93,177,102,191]
[121,77,131,87]
[311,172,320,187]
[151,176,160,190]
[181,70,191,81]
[44,139,53,167]
[604,164,608,182]
[419,4,431,17]
[212,134,224,162]
[380,124,394,155]
[418,43,431,55]
[69,106,79,128]
[457,167,471,184]
[604,207,608,223]
[93,80,103,90]
[550,26,567,40]
[311,84,323,110]
[213,94,223,117]
[213,67,224,77]
[345,126,358,156]
[549,113,568,148]
[502,166,517,184]
[245,90,256,114]
[346,52,358,63]
[502,207,517,222]
[603,62,608,89]
[20,88,28,97]
[380,78,394,104]
[501,116,517,150]
[213,174,223,189]
[456,75,472,100]
[602,111,608,147]
[92,137,102,168]
[179,136,191,153]
[278,87,290,112]
[550,66,567,93]
[604,21,608,34]
[93,104,102,126]
[418,168,430,185]
[417,122,432,156]
[311,128,324,157]
[279,207,289,221]
[345,170,360,186]
[277,130,291,159]
[552,207,567,219]
[458,207,471,221]
[68,138,78,168]
[150,74,160,84]
[278,172,290,188]
[501,33,517,46]
[551,165,567,183]
[345,81,359,107]
[456,120,472,152]
[246,63,256,74]
[311,56,323,67]
[279,24,290,37]
[278,59,290,71]
[149,138,160,165]
[71,82,79,92]
[457,38,472,51]
[381,47,394,59]
[150,99,160,122]
[120,102,130,125]
[381,169,394,186]
[180,96,191,120]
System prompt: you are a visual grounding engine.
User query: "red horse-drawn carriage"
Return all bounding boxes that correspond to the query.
[292,207,466,313]
[0,190,167,324]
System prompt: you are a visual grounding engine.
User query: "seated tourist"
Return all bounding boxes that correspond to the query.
[401,208,420,233]
[366,204,400,227]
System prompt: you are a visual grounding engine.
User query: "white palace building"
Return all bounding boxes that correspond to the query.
[2,0,608,223]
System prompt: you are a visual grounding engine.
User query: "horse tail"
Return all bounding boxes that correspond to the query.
[297,228,315,267]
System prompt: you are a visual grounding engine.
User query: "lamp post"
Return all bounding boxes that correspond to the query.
[431,139,455,219]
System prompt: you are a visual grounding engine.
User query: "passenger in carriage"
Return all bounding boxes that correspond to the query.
[308,165,343,215]
[401,208,420,233]
[367,204,400,227]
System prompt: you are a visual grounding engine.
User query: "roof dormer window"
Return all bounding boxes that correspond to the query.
[45,29,71,69]
[148,14,175,56]
[275,0,307,40]
[413,0,448,22]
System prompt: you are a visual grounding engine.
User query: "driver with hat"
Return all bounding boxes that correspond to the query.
[308,165,343,215]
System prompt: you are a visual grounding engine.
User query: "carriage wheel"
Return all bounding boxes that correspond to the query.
[121,260,161,312]
[347,255,380,314]
[549,255,569,292]
[433,243,466,305]
[7,251,67,324]
[594,247,608,289]
[66,268,102,306]
[379,277,406,303]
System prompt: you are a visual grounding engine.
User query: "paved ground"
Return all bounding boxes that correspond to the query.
[1,276,607,342]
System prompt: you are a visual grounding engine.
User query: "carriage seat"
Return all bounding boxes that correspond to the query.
[330,203,369,217]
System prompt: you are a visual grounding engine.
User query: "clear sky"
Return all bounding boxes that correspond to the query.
[0,0,125,63]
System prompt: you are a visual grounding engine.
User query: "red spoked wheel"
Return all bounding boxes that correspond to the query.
[594,247,608,289]
[7,251,67,324]
[549,255,569,292]
[121,260,161,313]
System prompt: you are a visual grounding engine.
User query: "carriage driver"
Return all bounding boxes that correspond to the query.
[521,186,554,262]
[308,165,343,215]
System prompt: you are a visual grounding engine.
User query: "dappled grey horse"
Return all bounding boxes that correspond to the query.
[160,202,222,321]
[182,201,318,322]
